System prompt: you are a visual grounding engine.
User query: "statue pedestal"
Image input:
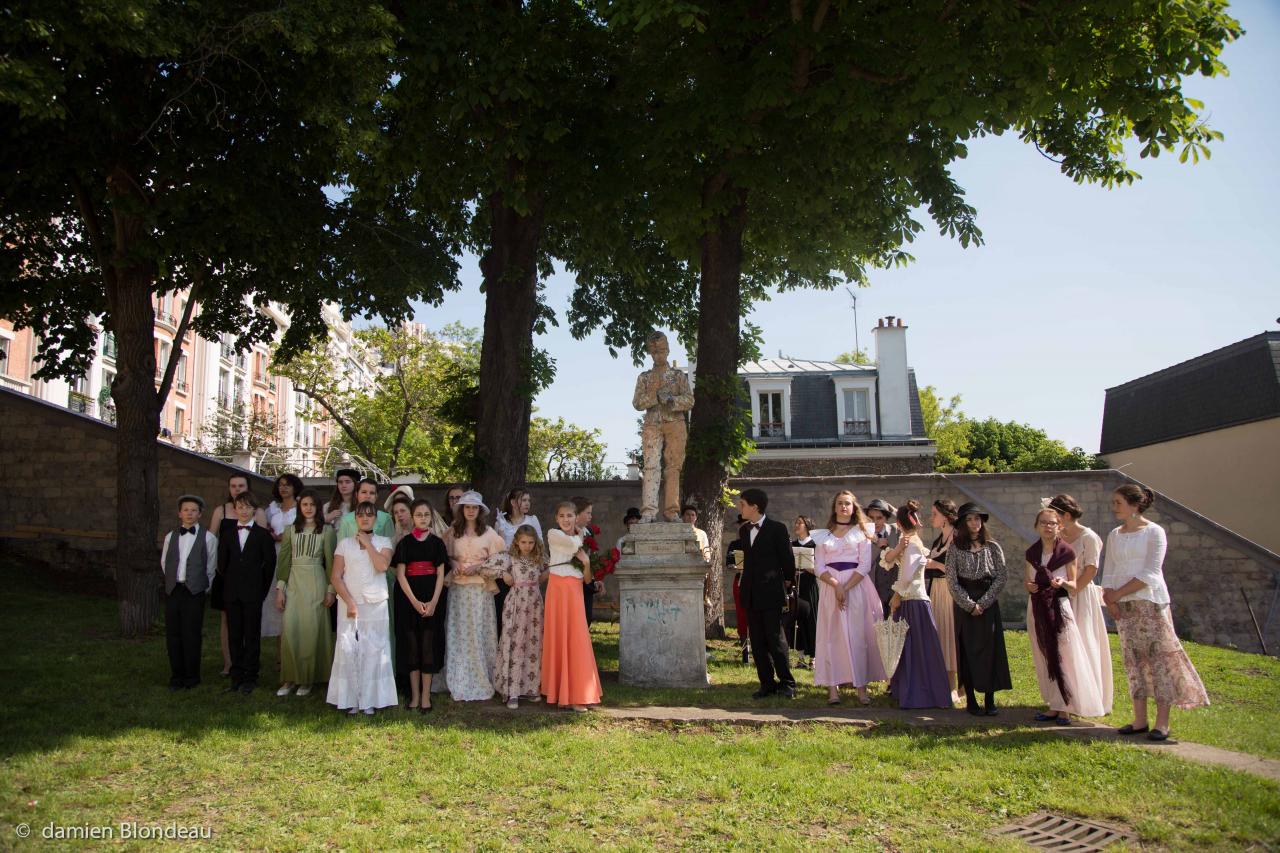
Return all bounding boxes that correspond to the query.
[615,522,710,689]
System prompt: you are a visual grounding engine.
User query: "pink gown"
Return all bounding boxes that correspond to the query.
[813,526,886,688]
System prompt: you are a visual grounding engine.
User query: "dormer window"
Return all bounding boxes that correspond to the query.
[842,388,871,436]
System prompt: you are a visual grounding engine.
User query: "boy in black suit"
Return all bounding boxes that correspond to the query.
[217,491,276,694]
[737,488,796,699]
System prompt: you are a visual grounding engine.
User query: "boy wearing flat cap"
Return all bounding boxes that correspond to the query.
[161,494,218,690]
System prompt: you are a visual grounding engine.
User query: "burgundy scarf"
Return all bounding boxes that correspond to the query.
[1026,537,1076,705]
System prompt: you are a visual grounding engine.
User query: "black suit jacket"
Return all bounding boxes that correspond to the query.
[738,517,795,611]
[217,524,277,604]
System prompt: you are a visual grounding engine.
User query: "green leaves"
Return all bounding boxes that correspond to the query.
[919,385,1100,474]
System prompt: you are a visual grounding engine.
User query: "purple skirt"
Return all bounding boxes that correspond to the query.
[889,599,953,709]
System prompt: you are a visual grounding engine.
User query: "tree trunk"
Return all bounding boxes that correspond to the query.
[473,187,544,504]
[682,181,748,640]
[107,263,162,637]
[103,167,163,638]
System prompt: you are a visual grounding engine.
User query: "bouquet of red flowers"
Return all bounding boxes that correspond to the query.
[582,523,620,582]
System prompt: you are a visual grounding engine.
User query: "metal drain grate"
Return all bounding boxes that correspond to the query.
[993,812,1136,851]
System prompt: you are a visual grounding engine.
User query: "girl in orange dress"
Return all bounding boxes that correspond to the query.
[541,502,602,711]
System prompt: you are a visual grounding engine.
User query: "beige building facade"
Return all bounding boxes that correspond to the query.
[1107,417,1280,553]
[1100,330,1280,556]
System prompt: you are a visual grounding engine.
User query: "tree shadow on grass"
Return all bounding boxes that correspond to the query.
[0,563,582,760]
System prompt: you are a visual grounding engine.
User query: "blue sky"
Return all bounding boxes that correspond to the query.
[415,1,1279,468]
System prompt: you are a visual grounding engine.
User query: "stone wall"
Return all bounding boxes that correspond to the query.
[0,388,272,580]
[4,386,1276,654]
[741,454,934,477]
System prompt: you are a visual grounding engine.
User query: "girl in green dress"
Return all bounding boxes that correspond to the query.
[275,490,337,696]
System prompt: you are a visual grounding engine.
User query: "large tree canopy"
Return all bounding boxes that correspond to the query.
[574,0,1240,635]
[0,1,457,635]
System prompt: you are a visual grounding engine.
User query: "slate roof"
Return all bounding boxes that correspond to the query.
[741,358,875,376]
[737,359,929,441]
[1100,331,1280,454]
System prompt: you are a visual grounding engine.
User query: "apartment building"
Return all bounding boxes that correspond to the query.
[1,297,377,472]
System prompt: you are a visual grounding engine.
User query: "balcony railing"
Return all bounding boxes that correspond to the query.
[220,343,235,362]
[175,379,189,394]
[842,419,872,437]
[758,421,785,439]
[68,392,92,416]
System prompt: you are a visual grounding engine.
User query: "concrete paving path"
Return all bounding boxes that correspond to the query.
[593,704,1280,782]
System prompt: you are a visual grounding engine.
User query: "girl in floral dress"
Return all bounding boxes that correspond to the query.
[443,491,506,702]
[492,526,548,709]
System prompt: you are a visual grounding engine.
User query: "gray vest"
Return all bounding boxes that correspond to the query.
[165,527,210,595]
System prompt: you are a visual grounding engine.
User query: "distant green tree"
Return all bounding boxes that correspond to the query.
[273,324,480,481]
[833,349,871,365]
[918,385,972,472]
[527,417,611,482]
[919,387,1099,473]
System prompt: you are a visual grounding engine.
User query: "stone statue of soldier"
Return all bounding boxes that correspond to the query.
[632,331,695,522]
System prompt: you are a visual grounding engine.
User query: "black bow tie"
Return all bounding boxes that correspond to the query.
[753,522,763,529]
[181,527,196,536]
[238,524,252,530]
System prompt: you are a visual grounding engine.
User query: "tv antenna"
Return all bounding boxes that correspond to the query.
[844,287,861,358]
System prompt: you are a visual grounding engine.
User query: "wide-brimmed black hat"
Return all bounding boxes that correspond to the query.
[865,498,895,516]
[956,502,989,522]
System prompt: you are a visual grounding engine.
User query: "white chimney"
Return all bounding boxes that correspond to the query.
[872,316,911,438]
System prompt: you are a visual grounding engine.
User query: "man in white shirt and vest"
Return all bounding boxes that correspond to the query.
[161,495,218,690]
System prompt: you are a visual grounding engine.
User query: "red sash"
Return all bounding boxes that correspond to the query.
[406,561,437,577]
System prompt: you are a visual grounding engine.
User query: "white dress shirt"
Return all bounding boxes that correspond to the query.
[237,520,255,549]
[749,515,766,546]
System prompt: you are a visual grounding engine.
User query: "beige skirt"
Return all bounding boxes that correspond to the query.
[930,576,958,673]
[1115,600,1209,710]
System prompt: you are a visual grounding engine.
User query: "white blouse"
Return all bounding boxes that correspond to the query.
[267,502,297,547]
[1103,523,1170,605]
[494,512,544,548]
[889,534,930,601]
[335,535,393,604]
[546,528,585,579]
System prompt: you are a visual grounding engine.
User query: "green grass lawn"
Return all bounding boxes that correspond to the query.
[2,562,1278,851]
[601,624,1280,762]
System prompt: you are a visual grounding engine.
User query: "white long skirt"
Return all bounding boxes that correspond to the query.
[1027,596,1109,718]
[1071,582,1115,714]
[260,566,284,638]
[327,600,398,711]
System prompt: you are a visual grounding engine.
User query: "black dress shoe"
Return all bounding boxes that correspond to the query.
[984,707,999,717]
[1117,724,1150,735]
[752,688,777,700]
[779,686,796,699]
[1147,729,1170,742]
[967,706,983,716]
[239,682,256,695]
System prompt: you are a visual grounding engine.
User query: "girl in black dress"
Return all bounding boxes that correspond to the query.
[945,503,1012,716]
[392,499,449,712]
